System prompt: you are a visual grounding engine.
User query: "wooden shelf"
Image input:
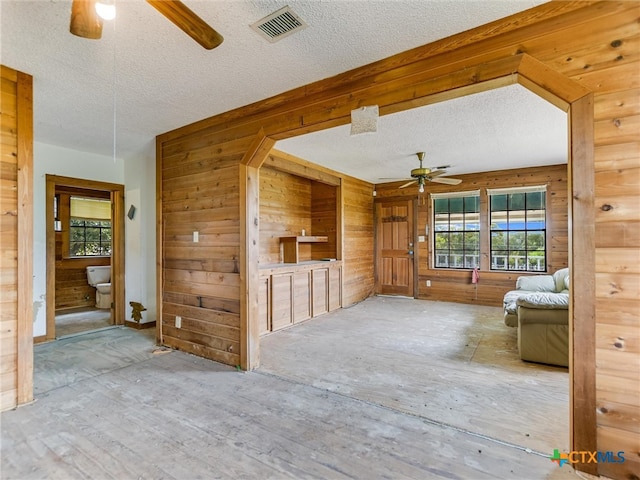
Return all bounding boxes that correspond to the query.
[280,236,328,263]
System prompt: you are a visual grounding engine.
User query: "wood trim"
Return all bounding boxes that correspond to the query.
[45,175,125,336]
[241,127,276,168]
[240,163,260,369]
[45,177,56,342]
[568,93,597,475]
[155,136,163,344]
[16,71,34,405]
[517,54,591,111]
[265,150,341,186]
[111,188,125,325]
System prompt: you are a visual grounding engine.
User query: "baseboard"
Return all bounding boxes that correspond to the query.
[124,320,156,330]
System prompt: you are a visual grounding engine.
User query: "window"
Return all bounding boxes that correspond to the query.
[489,186,546,271]
[432,191,480,269]
[69,197,112,257]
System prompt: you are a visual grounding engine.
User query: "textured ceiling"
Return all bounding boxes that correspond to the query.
[1,0,566,182]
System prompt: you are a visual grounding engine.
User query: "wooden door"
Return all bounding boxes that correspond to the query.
[376,200,414,297]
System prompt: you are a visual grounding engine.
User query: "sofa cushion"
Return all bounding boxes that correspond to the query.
[553,268,570,293]
[517,292,569,310]
[515,275,555,292]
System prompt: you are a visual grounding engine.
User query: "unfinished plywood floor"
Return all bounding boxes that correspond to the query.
[260,296,570,457]
[1,300,578,479]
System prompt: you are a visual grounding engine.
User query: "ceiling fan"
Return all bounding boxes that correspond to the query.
[70,0,224,50]
[398,152,462,192]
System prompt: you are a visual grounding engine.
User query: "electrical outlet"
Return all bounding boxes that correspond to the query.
[193,231,199,243]
[426,280,431,287]
[175,315,182,328]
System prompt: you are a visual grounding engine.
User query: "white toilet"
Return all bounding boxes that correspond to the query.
[86,266,111,309]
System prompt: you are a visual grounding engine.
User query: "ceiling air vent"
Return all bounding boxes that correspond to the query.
[250,6,307,43]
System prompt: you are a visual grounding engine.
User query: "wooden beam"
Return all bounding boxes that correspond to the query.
[239,164,260,370]
[155,1,598,144]
[16,71,34,406]
[568,93,597,475]
[517,54,592,111]
[241,128,276,168]
[265,150,341,186]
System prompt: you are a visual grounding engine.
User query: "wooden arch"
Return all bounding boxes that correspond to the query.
[238,52,595,469]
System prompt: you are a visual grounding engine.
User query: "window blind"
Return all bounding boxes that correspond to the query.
[70,197,111,220]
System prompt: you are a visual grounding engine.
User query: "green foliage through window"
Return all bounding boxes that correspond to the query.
[434,195,480,269]
[70,218,112,256]
[490,190,546,271]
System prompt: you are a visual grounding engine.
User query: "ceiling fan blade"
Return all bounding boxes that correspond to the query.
[430,177,462,185]
[70,0,103,40]
[399,180,417,189]
[146,0,224,50]
[427,169,447,178]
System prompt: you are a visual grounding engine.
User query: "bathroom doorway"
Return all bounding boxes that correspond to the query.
[44,175,125,341]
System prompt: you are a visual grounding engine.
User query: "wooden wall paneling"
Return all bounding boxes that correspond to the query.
[311,182,337,260]
[259,168,311,264]
[156,5,640,477]
[376,164,569,306]
[0,66,33,409]
[160,130,249,367]
[0,67,19,409]
[341,176,374,306]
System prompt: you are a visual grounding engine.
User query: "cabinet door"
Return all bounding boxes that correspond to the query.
[271,273,293,331]
[328,265,342,312]
[293,271,311,323]
[312,268,329,316]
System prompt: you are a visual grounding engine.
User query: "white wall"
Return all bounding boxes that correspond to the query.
[123,143,156,325]
[33,142,156,336]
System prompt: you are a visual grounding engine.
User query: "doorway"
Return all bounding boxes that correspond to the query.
[375,199,415,297]
[45,175,125,341]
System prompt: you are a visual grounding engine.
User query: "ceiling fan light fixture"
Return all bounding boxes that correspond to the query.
[95,1,116,21]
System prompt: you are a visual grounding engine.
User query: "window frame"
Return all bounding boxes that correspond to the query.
[67,196,113,258]
[488,185,548,273]
[431,190,481,270]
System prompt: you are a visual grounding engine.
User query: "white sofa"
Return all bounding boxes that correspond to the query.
[502,268,569,367]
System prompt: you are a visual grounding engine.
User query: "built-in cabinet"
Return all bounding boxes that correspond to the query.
[259,157,342,335]
[259,261,342,335]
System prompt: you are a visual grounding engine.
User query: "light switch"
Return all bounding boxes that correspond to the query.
[418,235,425,242]
[193,231,199,243]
